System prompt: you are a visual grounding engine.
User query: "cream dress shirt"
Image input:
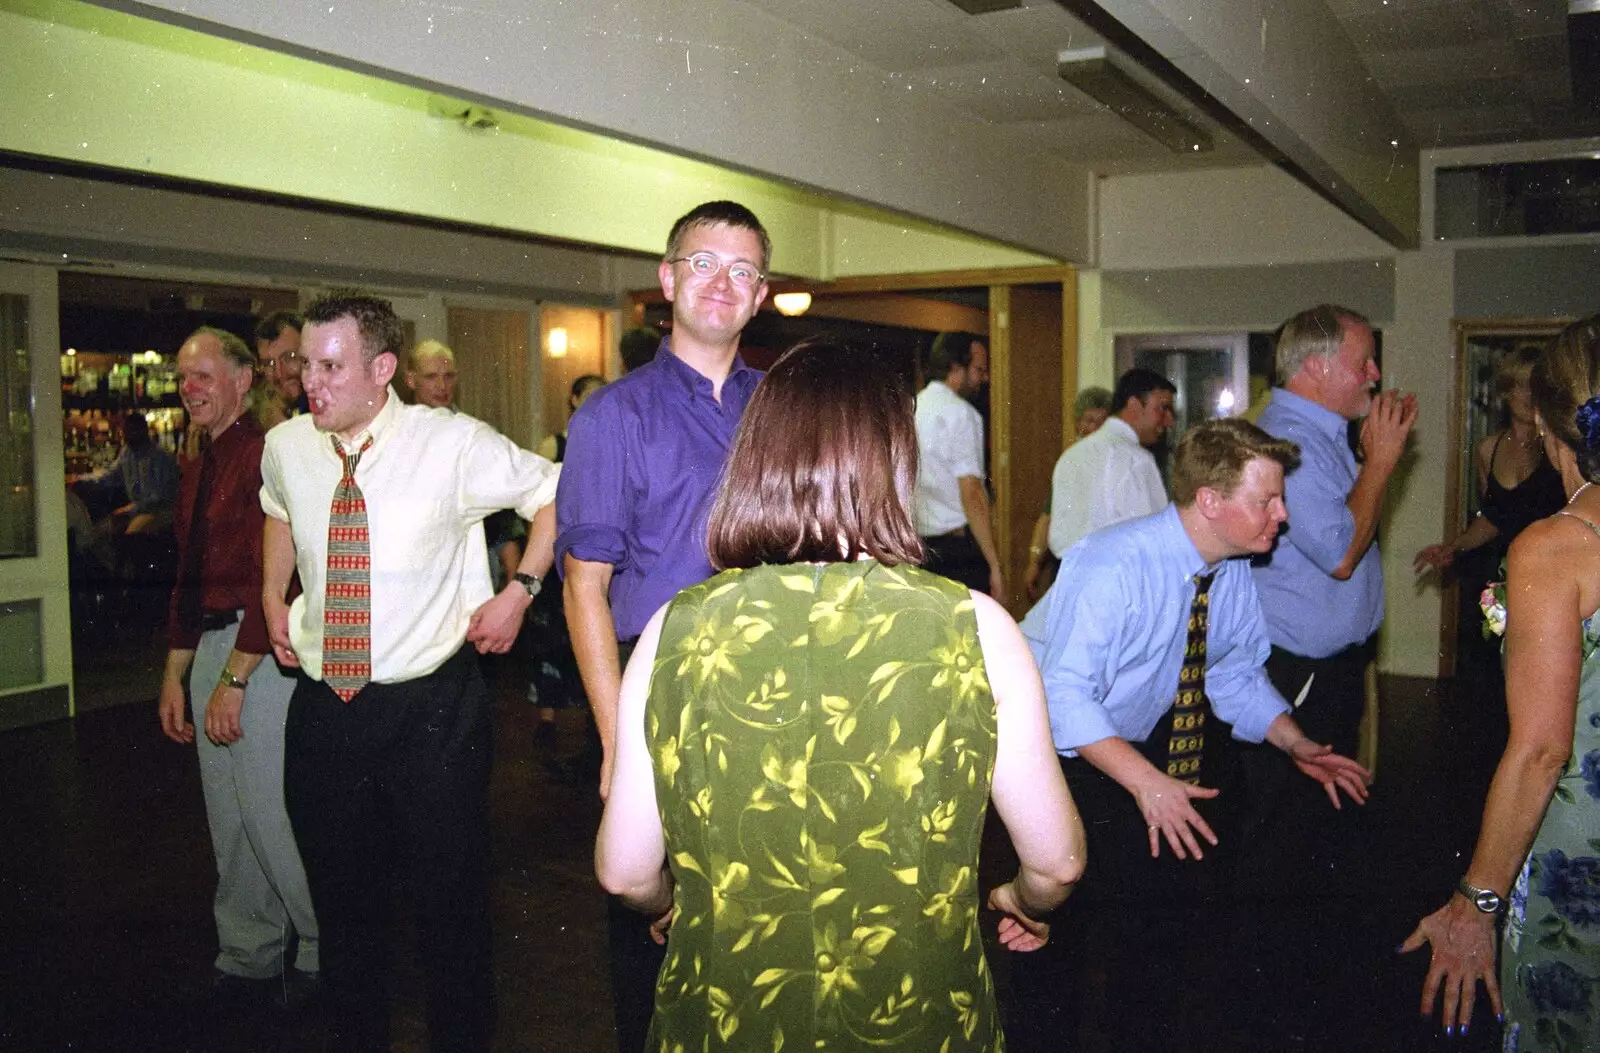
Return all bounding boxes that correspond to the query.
[260,388,559,684]
[1047,416,1168,557]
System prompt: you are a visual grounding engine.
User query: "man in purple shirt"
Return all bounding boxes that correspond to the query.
[555,199,769,1052]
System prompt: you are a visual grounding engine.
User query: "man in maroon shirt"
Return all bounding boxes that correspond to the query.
[158,327,319,1004]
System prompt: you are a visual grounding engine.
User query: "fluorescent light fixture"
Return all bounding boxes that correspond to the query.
[943,0,1022,13]
[547,327,569,358]
[772,292,813,317]
[1057,46,1213,154]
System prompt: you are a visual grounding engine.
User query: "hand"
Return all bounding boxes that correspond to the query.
[1400,896,1502,1035]
[204,683,245,746]
[988,882,1050,952]
[1287,739,1371,809]
[987,564,1007,607]
[466,586,532,654]
[648,907,675,946]
[1359,389,1418,470]
[1130,769,1221,860]
[1413,543,1455,575]
[264,597,299,669]
[158,678,193,744]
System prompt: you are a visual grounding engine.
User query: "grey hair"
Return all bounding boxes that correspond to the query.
[1274,304,1370,382]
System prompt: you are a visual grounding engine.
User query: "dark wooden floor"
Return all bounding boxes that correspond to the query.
[1,650,1513,1052]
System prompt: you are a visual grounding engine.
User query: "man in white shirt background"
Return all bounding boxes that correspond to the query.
[913,330,1006,602]
[1046,367,1176,559]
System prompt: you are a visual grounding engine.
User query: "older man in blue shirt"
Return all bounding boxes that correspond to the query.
[1008,418,1370,1053]
[555,200,769,1053]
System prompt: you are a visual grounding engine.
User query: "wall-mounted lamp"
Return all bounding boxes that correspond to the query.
[547,327,569,358]
[773,292,813,317]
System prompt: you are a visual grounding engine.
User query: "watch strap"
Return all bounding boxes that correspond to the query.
[513,572,542,599]
[217,668,249,690]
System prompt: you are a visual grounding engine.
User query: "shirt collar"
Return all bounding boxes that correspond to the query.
[1269,386,1347,440]
[208,412,261,454]
[332,385,402,454]
[656,335,755,400]
[1158,503,1216,579]
[1100,416,1141,445]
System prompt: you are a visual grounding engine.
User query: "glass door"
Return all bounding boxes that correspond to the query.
[0,263,71,730]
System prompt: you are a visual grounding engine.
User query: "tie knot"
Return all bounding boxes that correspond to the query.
[1192,571,1215,597]
[333,436,373,477]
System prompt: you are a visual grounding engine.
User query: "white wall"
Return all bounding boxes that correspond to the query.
[1092,163,1447,678]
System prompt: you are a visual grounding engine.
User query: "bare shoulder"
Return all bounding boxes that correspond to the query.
[968,591,1033,678]
[1510,499,1600,587]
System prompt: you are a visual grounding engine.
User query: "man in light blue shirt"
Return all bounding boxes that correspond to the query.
[1252,306,1416,761]
[1007,419,1370,1053]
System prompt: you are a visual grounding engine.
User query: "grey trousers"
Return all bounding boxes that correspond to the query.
[191,620,319,978]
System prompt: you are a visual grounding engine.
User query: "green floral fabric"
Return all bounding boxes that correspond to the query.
[644,560,1002,1052]
[1500,614,1600,1052]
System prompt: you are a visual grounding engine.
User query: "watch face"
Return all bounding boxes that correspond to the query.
[1474,890,1501,913]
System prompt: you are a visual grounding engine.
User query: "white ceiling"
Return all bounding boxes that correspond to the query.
[739,0,1600,175]
[738,0,1263,175]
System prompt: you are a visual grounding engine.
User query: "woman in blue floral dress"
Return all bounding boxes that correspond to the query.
[595,339,1086,1051]
[1404,317,1600,1051]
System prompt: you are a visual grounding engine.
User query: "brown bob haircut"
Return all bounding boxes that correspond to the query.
[1170,417,1300,506]
[707,339,925,570]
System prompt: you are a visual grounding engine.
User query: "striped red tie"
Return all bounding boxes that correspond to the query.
[323,436,374,702]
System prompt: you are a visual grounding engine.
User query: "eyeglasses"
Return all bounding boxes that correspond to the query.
[258,351,304,376]
[666,252,765,288]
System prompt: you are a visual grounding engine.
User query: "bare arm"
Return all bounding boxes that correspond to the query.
[958,476,1006,604]
[565,555,621,795]
[1401,515,1593,1031]
[466,502,558,653]
[202,650,267,746]
[261,516,299,668]
[977,593,1082,946]
[1336,391,1417,580]
[595,604,671,912]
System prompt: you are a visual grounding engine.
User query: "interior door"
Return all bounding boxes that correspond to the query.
[0,262,72,730]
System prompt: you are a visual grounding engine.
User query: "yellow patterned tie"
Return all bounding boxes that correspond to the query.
[1166,572,1214,784]
[323,436,374,703]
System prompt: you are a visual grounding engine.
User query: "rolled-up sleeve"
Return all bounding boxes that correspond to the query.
[1281,438,1355,574]
[554,394,630,574]
[1205,570,1290,742]
[259,440,290,523]
[1021,567,1128,752]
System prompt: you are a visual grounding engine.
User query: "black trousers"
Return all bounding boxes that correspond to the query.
[1006,754,1244,1053]
[284,645,495,1053]
[921,528,990,594]
[606,638,667,1053]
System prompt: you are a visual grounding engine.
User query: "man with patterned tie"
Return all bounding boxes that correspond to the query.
[259,293,559,1053]
[1008,418,1371,1053]
[158,326,318,1006]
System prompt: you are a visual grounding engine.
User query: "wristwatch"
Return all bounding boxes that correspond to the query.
[513,571,543,600]
[217,668,249,690]
[1457,878,1505,915]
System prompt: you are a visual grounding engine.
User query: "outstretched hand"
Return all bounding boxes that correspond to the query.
[1400,897,1502,1035]
[1131,769,1221,860]
[1287,739,1371,809]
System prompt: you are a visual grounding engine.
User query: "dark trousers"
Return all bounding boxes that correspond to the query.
[1006,754,1244,1053]
[921,528,990,594]
[1236,636,1376,891]
[284,644,495,1053]
[606,638,667,1053]
[1233,637,1380,1044]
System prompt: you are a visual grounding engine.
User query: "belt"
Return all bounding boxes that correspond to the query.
[199,608,243,633]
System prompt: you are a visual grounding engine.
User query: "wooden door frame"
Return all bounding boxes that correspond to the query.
[628,265,1078,611]
[1437,317,1570,678]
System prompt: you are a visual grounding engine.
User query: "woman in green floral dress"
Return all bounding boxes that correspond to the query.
[1404,317,1600,1049]
[597,339,1086,1051]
